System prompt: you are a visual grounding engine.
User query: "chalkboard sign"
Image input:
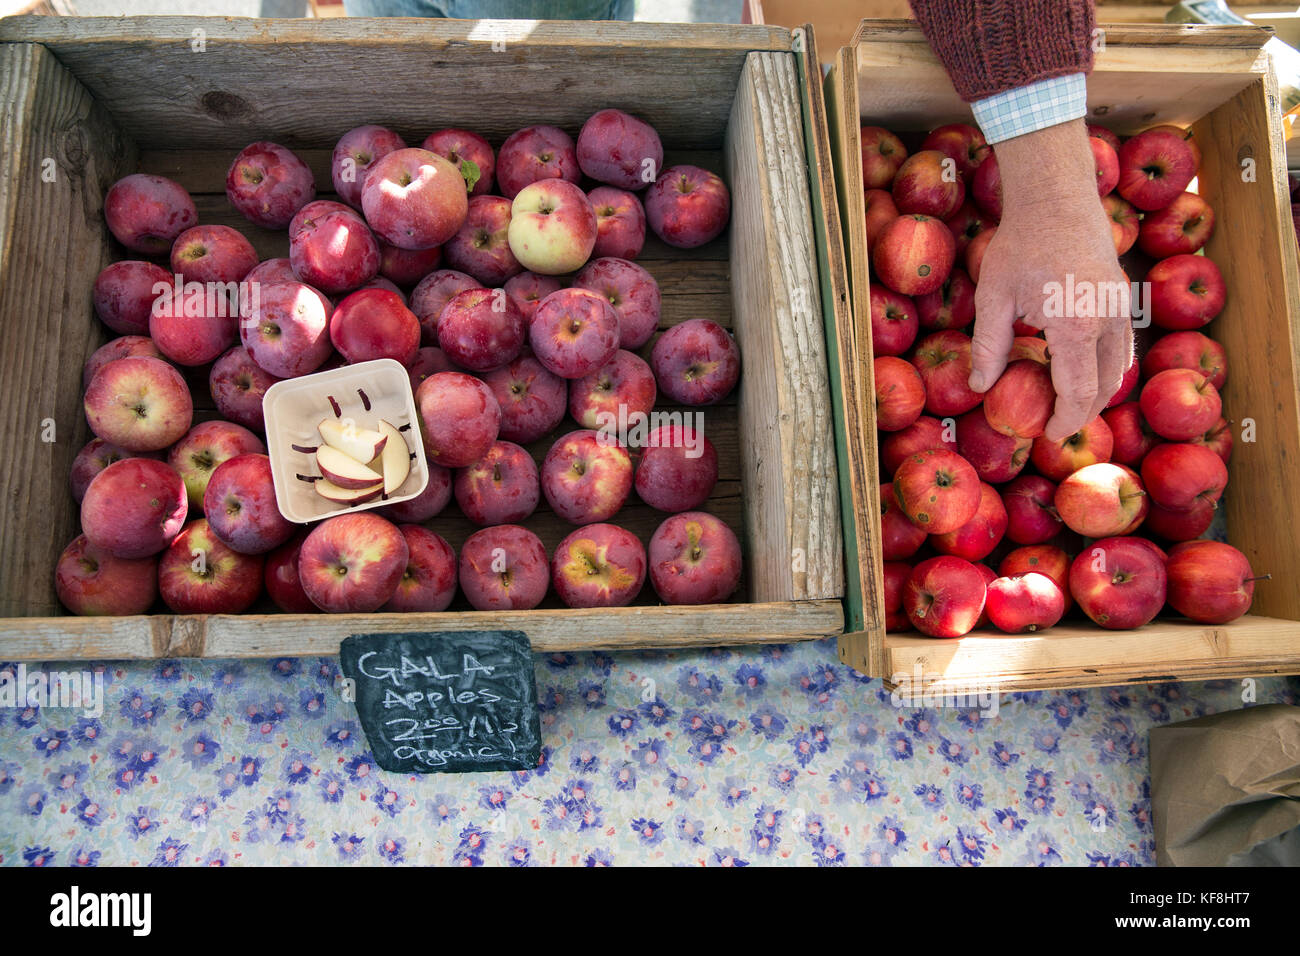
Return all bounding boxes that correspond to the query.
[339,630,541,774]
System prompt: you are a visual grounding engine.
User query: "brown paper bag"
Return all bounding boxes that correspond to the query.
[1150,703,1300,866]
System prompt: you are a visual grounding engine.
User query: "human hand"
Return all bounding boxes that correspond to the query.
[968,119,1134,442]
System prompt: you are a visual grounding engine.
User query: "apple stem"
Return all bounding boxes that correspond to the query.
[1244,574,1272,583]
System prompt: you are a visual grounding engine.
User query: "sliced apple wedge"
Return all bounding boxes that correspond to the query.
[314,477,384,505]
[373,419,411,496]
[317,417,387,463]
[317,445,384,490]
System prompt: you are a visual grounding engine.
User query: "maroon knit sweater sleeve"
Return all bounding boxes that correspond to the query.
[907,0,1096,102]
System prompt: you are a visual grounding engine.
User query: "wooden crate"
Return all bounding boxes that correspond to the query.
[0,16,852,659]
[825,21,1300,691]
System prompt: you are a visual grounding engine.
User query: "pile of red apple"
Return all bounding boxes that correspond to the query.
[862,120,1264,637]
[58,109,746,618]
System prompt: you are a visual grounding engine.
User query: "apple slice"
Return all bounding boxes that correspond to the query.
[316,445,384,490]
[314,477,384,505]
[317,417,387,463]
[374,419,411,496]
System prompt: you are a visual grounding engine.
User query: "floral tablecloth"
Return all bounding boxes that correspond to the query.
[2,638,1295,866]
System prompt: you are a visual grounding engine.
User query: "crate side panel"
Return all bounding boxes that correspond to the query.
[0,43,135,617]
[724,51,843,603]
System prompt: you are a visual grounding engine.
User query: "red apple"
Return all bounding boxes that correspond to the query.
[508,179,599,274]
[914,267,975,331]
[298,512,409,613]
[1069,536,1167,629]
[170,225,257,286]
[422,127,495,198]
[1030,415,1114,482]
[83,335,165,390]
[241,280,334,378]
[999,544,1072,614]
[69,437,160,504]
[892,448,981,535]
[1140,442,1228,511]
[330,288,421,366]
[1107,356,1140,408]
[1102,194,1140,256]
[503,271,564,324]
[437,287,526,372]
[986,572,1066,633]
[289,208,380,295]
[864,188,900,254]
[964,225,995,283]
[84,355,193,452]
[1147,125,1202,170]
[458,524,549,610]
[454,440,540,526]
[648,511,742,605]
[1139,367,1221,441]
[530,288,621,379]
[168,420,265,510]
[496,125,580,200]
[903,555,987,638]
[288,199,360,239]
[1141,330,1226,391]
[588,186,646,260]
[1138,192,1214,258]
[649,317,740,405]
[569,349,656,431]
[1143,497,1215,542]
[332,125,407,209]
[971,151,1002,220]
[264,531,317,613]
[880,481,927,560]
[245,257,300,287]
[377,463,453,523]
[944,201,990,260]
[383,525,458,612]
[633,424,719,515]
[1102,401,1158,468]
[882,560,912,632]
[158,518,263,613]
[874,214,956,297]
[209,346,279,433]
[860,126,907,190]
[444,195,523,286]
[1054,462,1148,538]
[55,533,158,616]
[1166,540,1259,624]
[645,164,731,249]
[1148,254,1227,330]
[911,330,981,416]
[103,173,197,255]
[551,523,646,608]
[81,458,187,559]
[362,148,468,250]
[1117,127,1198,211]
[378,241,443,287]
[148,282,239,367]
[203,453,295,555]
[542,428,633,523]
[93,261,173,336]
[1001,475,1064,545]
[869,283,919,356]
[955,407,1031,483]
[482,356,568,443]
[1088,125,1121,151]
[891,149,964,220]
[573,257,661,351]
[577,108,663,192]
[1090,136,1120,195]
[1193,416,1233,464]
[880,415,958,476]
[930,481,1007,562]
[873,356,926,432]
[921,123,987,182]
[226,141,315,229]
[410,269,482,346]
[983,359,1054,440]
[415,372,502,468]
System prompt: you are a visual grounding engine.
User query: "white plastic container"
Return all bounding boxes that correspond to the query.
[262,358,429,524]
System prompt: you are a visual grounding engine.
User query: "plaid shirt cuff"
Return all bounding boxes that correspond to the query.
[971,74,1088,145]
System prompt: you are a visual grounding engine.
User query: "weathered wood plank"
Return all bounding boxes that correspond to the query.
[0,600,844,660]
[725,51,843,603]
[0,43,135,618]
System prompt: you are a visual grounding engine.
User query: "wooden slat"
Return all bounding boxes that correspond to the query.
[853,22,1270,135]
[0,44,134,617]
[1195,75,1300,624]
[0,599,844,660]
[0,16,792,150]
[724,51,843,603]
[881,615,1300,693]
